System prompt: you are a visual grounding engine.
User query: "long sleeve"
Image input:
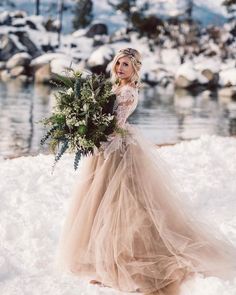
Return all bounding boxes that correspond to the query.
[94,85,138,159]
[113,87,136,128]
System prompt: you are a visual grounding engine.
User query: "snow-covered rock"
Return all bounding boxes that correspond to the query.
[218,87,236,100]
[31,53,69,68]
[87,45,114,68]
[219,68,236,87]
[6,52,31,69]
[10,66,25,77]
[35,64,52,84]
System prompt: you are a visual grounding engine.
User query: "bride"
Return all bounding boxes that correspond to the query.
[54,48,236,295]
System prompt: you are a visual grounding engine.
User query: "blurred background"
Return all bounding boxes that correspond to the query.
[0,0,235,158]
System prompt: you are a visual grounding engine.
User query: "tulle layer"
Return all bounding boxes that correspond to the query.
[54,126,236,293]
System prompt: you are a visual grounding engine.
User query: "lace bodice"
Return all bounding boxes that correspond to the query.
[112,84,139,128]
[94,84,139,159]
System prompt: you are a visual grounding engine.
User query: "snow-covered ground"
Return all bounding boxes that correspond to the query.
[0,134,236,294]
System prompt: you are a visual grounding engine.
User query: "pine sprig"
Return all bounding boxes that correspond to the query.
[40,125,58,145]
[74,150,81,170]
[51,140,69,174]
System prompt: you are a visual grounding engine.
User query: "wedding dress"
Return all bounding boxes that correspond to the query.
[54,84,236,294]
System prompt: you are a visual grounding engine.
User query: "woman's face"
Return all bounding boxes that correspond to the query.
[115,56,134,82]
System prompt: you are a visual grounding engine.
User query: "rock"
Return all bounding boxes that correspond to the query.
[6,52,31,69]
[0,35,19,61]
[0,70,11,82]
[10,66,25,77]
[72,28,87,38]
[12,18,26,28]
[0,62,6,70]
[44,18,59,32]
[0,11,12,26]
[160,49,181,66]
[219,68,236,87]
[201,69,219,86]
[13,31,40,58]
[35,64,52,84]
[218,87,236,100]
[87,45,114,74]
[50,58,82,75]
[25,20,38,30]
[30,53,70,74]
[175,62,197,88]
[17,75,32,83]
[11,10,27,19]
[175,75,193,88]
[85,23,108,38]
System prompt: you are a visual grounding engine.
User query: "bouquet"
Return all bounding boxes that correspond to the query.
[40,69,117,172]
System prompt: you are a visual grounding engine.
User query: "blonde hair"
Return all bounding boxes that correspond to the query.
[110,48,142,88]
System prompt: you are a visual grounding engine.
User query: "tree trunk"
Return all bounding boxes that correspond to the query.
[57,0,64,47]
[35,0,40,15]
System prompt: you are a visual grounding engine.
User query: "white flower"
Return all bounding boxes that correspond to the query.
[66,88,73,95]
[83,103,89,112]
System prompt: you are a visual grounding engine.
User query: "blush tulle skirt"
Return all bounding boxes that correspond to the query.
[54,126,236,294]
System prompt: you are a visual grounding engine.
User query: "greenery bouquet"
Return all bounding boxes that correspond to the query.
[40,69,117,171]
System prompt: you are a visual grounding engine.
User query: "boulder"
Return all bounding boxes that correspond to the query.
[10,66,25,77]
[13,31,40,58]
[25,20,38,30]
[0,62,6,70]
[11,10,27,19]
[175,62,197,88]
[201,69,219,86]
[0,70,11,82]
[6,52,31,69]
[218,87,236,100]
[175,75,193,88]
[219,68,236,87]
[44,18,59,32]
[85,23,108,38]
[12,18,26,28]
[17,75,32,83]
[35,64,52,84]
[0,35,20,61]
[0,11,12,26]
[87,45,114,74]
[30,53,70,74]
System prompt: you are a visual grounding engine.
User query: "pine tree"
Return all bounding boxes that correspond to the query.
[73,0,93,30]
[108,0,136,33]
[223,0,236,20]
[35,0,40,15]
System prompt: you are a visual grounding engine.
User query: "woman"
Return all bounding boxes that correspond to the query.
[54,48,236,295]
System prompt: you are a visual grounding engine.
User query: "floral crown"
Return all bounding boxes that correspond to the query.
[119,48,142,66]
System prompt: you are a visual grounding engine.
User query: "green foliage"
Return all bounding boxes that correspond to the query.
[40,69,117,172]
[74,150,81,170]
[223,0,236,17]
[108,0,136,31]
[73,0,93,30]
[131,12,163,38]
[108,0,164,36]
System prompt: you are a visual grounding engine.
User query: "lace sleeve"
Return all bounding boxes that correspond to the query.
[94,86,138,159]
[114,87,135,128]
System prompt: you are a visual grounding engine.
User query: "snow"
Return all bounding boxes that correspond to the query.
[0,134,236,294]
[30,53,71,67]
[50,58,83,75]
[87,45,114,67]
[195,0,227,17]
[135,0,227,17]
[175,61,197,81]
[219,68,236,86]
